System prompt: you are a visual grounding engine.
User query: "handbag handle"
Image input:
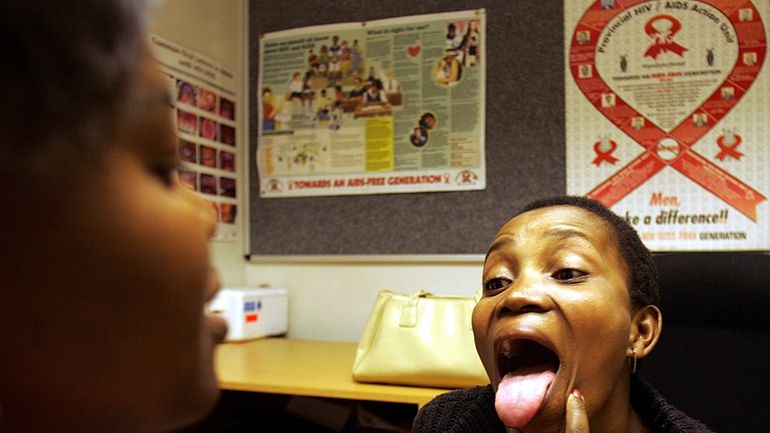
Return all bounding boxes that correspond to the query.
[398,290,475,330]
[398,290,431,328]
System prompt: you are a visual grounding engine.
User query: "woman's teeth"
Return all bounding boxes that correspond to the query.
[502,339,513,358]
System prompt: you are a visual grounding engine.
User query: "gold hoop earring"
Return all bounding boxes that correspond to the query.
[628,349,637,375]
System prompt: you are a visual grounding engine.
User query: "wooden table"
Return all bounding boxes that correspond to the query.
[215,338,449,408]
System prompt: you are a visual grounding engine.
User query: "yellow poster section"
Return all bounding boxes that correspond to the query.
[365,118,394,172]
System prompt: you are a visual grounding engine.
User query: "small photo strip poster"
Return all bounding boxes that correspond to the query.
[150,34,239,241]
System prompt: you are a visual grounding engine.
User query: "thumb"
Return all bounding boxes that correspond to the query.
[565,389,590,433]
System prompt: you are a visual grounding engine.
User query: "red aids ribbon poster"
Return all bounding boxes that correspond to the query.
[566,0,770,251]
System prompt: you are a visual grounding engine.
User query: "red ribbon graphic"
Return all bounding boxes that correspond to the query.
[644,15,688,59]
[593,139,619,166]
[571,0,767,221]
[716,134,744,161]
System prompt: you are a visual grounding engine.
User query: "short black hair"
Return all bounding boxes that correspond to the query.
[0,0,148,158]
[516,196,660,307]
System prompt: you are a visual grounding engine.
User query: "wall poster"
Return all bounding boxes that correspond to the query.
[150,34,239,241]
[256,9,486,197]
[565,0,770,251]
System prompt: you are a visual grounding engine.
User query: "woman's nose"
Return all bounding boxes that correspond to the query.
[177,177,218,239]
[495,273,552,317]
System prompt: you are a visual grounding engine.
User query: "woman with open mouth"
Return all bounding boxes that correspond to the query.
[413,196,714,433]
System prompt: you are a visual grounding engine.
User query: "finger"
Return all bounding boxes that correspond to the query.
[565,388,590,433]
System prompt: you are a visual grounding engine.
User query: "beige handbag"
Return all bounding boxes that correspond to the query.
[352,290,489,388]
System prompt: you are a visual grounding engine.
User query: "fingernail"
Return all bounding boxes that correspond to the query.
[572,388,584,400]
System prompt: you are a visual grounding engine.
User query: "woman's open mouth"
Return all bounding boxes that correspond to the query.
[494,339,560,428]
[497,339,560,377]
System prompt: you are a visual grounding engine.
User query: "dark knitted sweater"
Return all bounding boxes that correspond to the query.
[412,376,715,433]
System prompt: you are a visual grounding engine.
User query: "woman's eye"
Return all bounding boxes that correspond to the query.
[551,268,587,282]
[483,277,511,295]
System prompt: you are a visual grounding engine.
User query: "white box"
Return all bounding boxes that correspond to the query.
[207,287,288,341]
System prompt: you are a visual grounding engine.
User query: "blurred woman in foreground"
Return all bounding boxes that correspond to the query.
[0,1,226,432]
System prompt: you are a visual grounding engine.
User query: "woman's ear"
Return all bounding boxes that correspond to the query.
[627,305,662,358]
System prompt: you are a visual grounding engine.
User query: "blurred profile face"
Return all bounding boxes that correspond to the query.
[473,206,634,431]
[0,46,224,433]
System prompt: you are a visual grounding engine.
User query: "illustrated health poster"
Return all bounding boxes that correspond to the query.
[150,34,240,241]
[565,0,770,251]
[257,10,486,197]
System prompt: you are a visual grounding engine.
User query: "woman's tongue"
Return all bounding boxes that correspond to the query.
[494,364,556,428]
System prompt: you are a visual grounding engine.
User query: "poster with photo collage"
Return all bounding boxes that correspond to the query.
[150,34,239,241]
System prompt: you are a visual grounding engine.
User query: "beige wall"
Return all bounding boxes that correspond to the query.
[148,1,485,342]
[246,259,483,342]
[151,0,244,73]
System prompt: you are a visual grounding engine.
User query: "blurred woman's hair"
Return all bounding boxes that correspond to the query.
[0,0,150,159]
